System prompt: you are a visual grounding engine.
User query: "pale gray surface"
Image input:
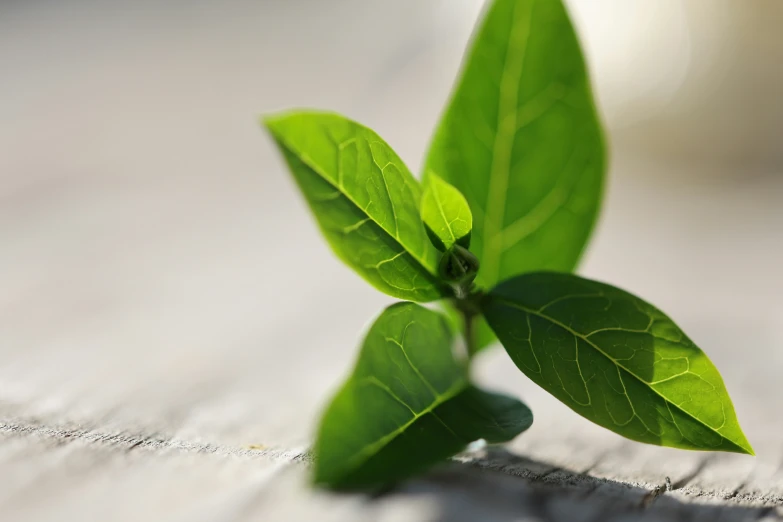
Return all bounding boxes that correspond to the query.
[2,1,783,521]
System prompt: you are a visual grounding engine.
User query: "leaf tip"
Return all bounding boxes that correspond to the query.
[728,427,755,456]
[737,438,755,456]
[259,111,286,135]
[260,109,316,132]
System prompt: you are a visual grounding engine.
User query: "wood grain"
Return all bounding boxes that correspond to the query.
[2,1,782,520]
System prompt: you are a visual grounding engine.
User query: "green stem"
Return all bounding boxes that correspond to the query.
[454,289,483,362]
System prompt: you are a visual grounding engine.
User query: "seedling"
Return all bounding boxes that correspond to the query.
[263,0,752,490]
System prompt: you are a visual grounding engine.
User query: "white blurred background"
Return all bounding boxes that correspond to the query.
[1,0,782,516]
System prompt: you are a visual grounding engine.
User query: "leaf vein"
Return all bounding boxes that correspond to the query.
[492,296,738,447]
[337,380,467,477]
[481,0,535,283]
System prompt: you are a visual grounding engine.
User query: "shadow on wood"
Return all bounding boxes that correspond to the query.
[373,448,776,522]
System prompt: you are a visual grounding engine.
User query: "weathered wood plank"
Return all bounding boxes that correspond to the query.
[2,415,781,521]
[2,1,782,520]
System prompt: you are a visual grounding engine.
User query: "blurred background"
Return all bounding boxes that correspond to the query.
[1,0,782,518]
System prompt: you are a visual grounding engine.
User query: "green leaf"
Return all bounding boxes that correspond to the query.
[481,272,753,455]
[314,302,533,490]
[425,0,606,347]
[264,111,444,302]
[420,172,472,252]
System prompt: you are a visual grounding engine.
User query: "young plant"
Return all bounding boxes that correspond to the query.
[263,0,752,491]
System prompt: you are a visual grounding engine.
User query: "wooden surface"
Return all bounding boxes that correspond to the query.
[2,1,782,520]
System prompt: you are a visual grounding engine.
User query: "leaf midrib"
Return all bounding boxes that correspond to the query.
[430,180,457,245]
[481,0,534,284]
[271,131,437,278]
[489,296,749,453]
[333,379,467,481]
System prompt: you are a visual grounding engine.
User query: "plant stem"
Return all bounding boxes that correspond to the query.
[454,289,483,362]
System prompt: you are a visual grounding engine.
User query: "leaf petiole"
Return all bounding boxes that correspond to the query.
[452,288,485,361]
